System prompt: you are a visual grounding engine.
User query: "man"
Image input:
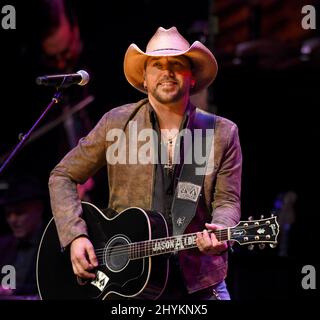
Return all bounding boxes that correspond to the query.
[38,0,96,199]
[38,0,83,73]
[49,27,242,300]
[0,176,47,298]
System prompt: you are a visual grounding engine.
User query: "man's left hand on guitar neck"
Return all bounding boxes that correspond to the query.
[196,223,229,256]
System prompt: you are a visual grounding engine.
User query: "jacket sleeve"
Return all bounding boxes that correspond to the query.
[211,123,242,228]
[48,113,108,248]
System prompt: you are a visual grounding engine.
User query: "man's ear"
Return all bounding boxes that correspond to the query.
[143,76,147,90]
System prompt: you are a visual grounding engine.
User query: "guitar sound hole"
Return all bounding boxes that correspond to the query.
[105,236,130,272]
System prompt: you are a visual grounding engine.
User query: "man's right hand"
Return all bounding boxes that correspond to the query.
[70,236,98,279]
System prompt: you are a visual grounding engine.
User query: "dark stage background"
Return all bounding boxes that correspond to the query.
[0,0,319,301]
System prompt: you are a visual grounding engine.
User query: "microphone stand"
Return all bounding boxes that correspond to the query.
[0,90,63,175]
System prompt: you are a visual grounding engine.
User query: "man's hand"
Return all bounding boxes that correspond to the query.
[196,223,228,255]
[70,236,98,279]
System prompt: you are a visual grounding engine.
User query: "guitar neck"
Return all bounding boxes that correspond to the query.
[129,229,230,260]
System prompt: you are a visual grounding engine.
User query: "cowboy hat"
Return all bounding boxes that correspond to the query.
[124,26,218,95]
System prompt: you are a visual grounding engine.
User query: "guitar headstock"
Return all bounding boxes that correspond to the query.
[230,216,279,247]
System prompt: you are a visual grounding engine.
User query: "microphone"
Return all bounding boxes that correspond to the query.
[36,70,90,88]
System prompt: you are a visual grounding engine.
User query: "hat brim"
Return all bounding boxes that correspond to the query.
[0,193,47,206]
[124,41,218,95]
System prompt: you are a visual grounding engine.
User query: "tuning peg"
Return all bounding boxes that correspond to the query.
[260,214,264,219]
[270,210,277,218]
[258,243,266,250]
[248,216,253,221]
[248,244,254,251]
[269,243,277,248]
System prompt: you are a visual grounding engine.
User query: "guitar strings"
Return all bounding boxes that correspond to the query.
[93,229,229,255]
[93,230,229,261]
[92,222,273,259]
[93,221,260,255]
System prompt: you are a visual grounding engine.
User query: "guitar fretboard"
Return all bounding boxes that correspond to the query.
[129,229,230,259]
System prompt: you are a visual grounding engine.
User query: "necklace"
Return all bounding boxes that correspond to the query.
[161,129,179,144]
[161,129,179,171]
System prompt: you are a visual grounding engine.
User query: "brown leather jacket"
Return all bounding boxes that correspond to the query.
[49,98,242,293]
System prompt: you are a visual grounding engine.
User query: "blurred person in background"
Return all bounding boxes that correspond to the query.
[0,176,48,298]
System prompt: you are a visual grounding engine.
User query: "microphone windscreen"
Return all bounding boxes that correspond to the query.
[77,70,90,86]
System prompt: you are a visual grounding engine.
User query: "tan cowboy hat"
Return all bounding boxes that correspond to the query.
[124,26,218,95]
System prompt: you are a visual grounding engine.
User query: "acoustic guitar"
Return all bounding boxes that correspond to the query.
[36,201,279,300]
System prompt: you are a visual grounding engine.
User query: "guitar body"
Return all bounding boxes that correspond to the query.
[36,202,169,300]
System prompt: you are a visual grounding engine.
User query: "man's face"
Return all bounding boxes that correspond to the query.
[144,56,194,104]
[5,200,43,239]
[41,18,81,71]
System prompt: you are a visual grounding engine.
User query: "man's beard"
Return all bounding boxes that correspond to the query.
[151,82,186,104]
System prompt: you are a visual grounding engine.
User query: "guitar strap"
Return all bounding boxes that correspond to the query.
[171,108,216,236]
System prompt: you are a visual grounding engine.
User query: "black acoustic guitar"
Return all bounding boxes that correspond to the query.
[36,201,279,300]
